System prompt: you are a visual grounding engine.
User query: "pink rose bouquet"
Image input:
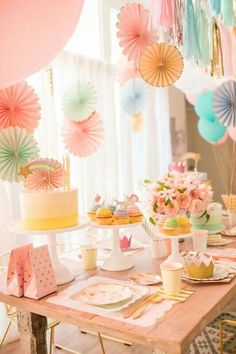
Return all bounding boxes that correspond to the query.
[143,171,213,225]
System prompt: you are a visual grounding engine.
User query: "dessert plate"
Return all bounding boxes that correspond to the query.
[183,265,229,281]
[221,227,236,237]
[129,273,162,285]
[71,283,132,306]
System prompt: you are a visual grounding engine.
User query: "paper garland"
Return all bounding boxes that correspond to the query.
[116,3,157,66]
[0,127,39,182]
[63,81,97,122]
[62,112,104,157]
[213,80,236,127]
[0,81,41,132]
[139,43,184,87]
[121,79,148,116]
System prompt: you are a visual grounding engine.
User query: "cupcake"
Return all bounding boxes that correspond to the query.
[158,214,169,233]
[96,206,113,225]
[87,204,100,221]
[177,215,191,234]
[107,203,116,214]
[163,217,179,236]
[127,204,143,223]
[113,206,130,225]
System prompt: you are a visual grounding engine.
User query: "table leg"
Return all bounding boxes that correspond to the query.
[17,310,47,354]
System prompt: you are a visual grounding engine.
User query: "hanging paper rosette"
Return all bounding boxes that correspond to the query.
[121,79,148,115]
[63,81,97,122]
[0,81,41,132]
[139,43,184,87]
[0,127,39,182]
[62,112,104,157]
[213,80,236,127]
[117,59,141,86]
[116,3,157,66]
[120,79,148,132]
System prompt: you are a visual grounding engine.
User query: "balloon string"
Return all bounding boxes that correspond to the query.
[229,140,236,195]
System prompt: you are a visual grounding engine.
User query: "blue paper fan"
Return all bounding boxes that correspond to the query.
[121,79,148,116]
[213,80,236,127]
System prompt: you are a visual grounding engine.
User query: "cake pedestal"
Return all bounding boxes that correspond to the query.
[159,233,192,264]
[91,222,142,271]
[9,218,90,285]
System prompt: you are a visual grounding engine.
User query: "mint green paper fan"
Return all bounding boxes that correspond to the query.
[0,127,39,182]
[63,81,97,122]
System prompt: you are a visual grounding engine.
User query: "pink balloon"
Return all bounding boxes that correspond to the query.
[228,126,236,141]
[213,132,228,145]
[0,0,84,89]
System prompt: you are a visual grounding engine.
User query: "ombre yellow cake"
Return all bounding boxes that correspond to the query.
[21,189,78,230]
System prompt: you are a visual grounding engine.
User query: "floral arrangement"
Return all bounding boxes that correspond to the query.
[143,171,213,225]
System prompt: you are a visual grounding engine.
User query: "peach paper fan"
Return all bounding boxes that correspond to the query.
[23,158,65,190]
[24,169,64,190]
[116,3,157,66]
[139,43,184,87]
[62,112,104,157]
[0,81,40,132]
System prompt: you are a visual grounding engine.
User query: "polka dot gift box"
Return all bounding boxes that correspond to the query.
[24,245,57,299]
[7,243,33,297]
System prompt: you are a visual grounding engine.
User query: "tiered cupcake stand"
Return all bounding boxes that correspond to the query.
[9,218,90,285]
[159,233,193,264]
[92,222,142,271]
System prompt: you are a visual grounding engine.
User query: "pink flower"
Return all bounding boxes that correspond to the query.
[176,194,190,210]
[190,188,200,200]
[157,196,165,207]
[190,199,204,214]
[165,200,179,216]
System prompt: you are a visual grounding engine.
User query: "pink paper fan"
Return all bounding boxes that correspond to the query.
[0,81,40,132]
[23,158,65,190]
[116,3,157,66]
[117,59,141,86]
[24,169,64,190]
[62,112,104,157]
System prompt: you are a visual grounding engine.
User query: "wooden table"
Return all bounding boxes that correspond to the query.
[1,240,236,354]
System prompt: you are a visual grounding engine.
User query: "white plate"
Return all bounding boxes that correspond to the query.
[71,283,132,306]
[183,265,229,281]
[221,228,236,237]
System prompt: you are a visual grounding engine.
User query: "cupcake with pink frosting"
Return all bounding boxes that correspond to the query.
[113,206,130,225]
[127,204,143,224]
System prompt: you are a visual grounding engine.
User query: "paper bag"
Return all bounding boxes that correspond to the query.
[7,243,33,297]
[24,245,57,299]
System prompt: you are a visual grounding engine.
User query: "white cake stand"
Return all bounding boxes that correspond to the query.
[91,222,142,271]
[9,218,90,285]
[158,233,193,264]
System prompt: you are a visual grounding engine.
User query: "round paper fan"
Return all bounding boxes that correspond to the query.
[139,43,184,87]
[63,81,97,122]
[0,81,41,132]
[213,80,236,127]
[21,157,65,190]
[117,60,141,86]
[121,79,148,115]
[62,112,104,157]
[24,168,64,190]
[0,127,39,182]
[116,3,157,66]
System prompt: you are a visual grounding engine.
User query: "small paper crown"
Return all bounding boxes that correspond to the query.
[120,235,132,249]
[185,254,214,279]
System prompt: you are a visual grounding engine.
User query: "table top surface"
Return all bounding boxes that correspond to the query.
[1,239,236,354]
